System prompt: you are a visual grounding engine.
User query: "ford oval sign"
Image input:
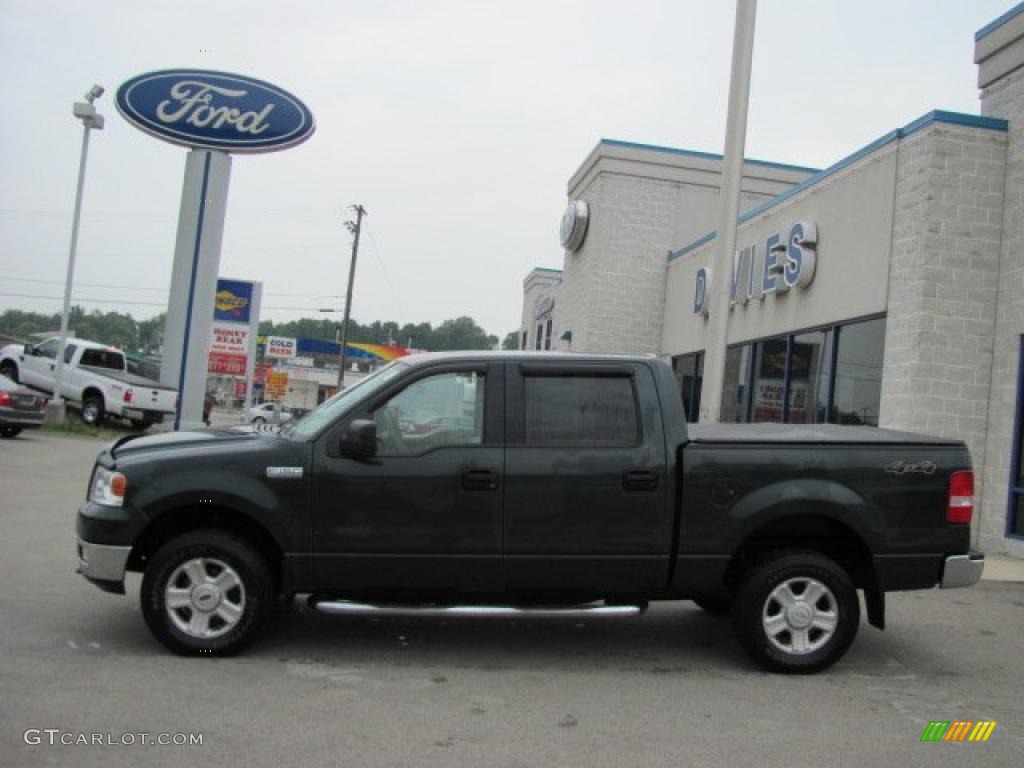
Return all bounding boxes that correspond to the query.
[116,69,315,153]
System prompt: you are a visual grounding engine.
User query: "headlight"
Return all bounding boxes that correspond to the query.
[90,467,127,507]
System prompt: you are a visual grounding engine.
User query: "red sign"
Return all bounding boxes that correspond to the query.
[233,380,248,398]
[208,352,247,375]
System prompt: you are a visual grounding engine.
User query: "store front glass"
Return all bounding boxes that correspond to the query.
[712,315,886,426]
[1010,338,1024,538]
[672,352,703,423]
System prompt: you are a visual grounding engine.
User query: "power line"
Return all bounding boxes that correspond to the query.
[0,291,339,311]
[364,221,407,327]
[0,277,342,299]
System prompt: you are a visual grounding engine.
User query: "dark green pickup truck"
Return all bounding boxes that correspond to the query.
[76,352,984,673]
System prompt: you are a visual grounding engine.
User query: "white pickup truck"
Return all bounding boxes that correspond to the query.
[0,338,177,429]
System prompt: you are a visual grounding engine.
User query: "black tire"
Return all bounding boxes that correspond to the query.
[694,596,732,616]
[0,426,22,438]
[130,419,148,432]
[252,416,265,424]
[0,361,17,382]
[140,529,274,656]
[81,394,105,426]
[731,551,860,674]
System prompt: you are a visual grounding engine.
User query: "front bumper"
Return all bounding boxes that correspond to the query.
[77,538,131,594]
[940,551,985,589]
[76,500,146,595]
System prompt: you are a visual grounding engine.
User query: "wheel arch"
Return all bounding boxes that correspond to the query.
[82,386,105,405]
[128,504,285,593]
[723,508,884,629]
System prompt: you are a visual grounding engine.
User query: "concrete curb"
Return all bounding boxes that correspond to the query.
[981,554,1024,582]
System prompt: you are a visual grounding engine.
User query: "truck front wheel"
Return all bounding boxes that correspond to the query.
[732,551,860,674]
[140,530,274,656]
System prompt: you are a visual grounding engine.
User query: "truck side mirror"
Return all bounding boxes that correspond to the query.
[339,419,377,461]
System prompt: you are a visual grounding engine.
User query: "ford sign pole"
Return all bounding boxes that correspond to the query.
[116,70,315,429]
[48,86,105,426]
[699,0,757,423]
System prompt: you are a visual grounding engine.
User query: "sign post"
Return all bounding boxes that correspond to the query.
[115,69,314,430]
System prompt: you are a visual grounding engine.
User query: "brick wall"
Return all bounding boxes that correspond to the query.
[980,68,1024,556]
[879,122,1008,550]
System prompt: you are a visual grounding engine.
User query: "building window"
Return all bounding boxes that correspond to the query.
[543,318,553,350]
[721,344,754,423]
[788,329,833,424]
[521,330,528,350]
[1009,338,1024,538]
[716,315,885,426]
[831,317,886,426]
[752,337,788,423]
[672,352,703,423]
[535,323,543,350]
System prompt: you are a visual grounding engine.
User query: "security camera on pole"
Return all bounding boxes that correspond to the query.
[47,85,105,426]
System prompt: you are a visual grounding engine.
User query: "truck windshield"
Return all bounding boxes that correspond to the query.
[283,362,408,439]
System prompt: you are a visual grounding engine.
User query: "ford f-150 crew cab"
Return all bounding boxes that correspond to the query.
[75,352,984,673]
[0,337,177,429]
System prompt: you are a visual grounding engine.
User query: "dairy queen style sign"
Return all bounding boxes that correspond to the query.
[115,69,315,153]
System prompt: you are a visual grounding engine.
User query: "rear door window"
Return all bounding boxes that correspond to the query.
[80,349,124,371]
[523,375,639,447]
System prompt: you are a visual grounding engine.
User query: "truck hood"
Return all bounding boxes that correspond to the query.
[110,424,283,458]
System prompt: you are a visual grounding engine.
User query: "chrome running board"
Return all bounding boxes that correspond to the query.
[310,600,645,619]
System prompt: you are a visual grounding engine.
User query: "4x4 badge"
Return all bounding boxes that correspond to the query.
[885,460,937,475]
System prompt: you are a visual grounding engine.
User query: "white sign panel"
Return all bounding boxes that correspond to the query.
[211,324,249,355]
[267,336,297,359]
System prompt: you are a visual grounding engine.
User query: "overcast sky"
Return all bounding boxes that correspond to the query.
[0,0,1013,339]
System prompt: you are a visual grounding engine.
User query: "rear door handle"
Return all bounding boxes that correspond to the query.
[623,469,659,492]
[462,468,499,491]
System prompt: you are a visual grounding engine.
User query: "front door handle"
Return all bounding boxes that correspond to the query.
[462,468,499,491]
[623,469,659,492]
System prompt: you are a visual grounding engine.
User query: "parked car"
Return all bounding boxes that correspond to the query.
[75,352,983,673]
[0,338,177,429]
[0,372,46,438]
[239,401,294,425]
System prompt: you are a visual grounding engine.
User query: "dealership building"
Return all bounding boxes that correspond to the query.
[519,4,1024,558]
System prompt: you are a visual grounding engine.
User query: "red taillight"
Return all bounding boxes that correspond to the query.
[0,392,10,407]
[123,389,133,404]
[948,470,974,525]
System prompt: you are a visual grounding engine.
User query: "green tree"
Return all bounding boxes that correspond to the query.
[501,331,519,350]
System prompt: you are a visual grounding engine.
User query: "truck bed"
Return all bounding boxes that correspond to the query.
[686,423,963,446]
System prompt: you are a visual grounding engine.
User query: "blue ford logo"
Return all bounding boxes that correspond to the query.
[116,69,315,153]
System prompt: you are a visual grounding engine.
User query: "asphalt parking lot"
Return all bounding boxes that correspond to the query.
[1,432,1023,767]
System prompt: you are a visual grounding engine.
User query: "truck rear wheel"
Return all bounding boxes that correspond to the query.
[141,530,274,656]
[731,551,860,674]
[81,394,105,426]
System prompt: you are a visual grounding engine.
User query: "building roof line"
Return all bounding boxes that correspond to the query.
[976,2,1024,41]
[598,138,821,174]
[667,110,1008,264]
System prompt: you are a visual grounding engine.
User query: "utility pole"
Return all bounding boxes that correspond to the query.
[337,204,367,389]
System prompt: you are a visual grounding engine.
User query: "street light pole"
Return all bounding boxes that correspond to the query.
[48,85,104,425]
[337,204,367,389]
[698,0,757,423]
